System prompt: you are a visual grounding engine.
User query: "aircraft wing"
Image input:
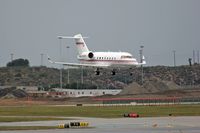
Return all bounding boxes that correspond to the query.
[47,55,109,68]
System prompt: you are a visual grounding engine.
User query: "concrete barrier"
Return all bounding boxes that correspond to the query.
[58,122,89,129]
[80,122,89,127]
[58,124,65,129]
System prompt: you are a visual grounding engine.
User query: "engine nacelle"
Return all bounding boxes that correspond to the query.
[88,52,94,58]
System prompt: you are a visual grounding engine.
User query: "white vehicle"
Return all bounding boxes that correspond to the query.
[48,34,146,75]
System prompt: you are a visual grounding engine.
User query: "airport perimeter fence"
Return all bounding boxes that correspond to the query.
[94,97,200,105]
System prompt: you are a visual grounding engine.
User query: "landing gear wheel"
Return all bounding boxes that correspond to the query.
[112,69,116,75]
[95,68,100,75]
[112,71,116,75]
[96,71,100,75]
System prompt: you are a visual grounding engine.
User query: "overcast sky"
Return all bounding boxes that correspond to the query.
[0,0,200,67]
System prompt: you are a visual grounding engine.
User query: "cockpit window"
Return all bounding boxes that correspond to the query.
[121,55,132,59]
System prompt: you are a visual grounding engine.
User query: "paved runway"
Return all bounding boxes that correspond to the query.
[0,116,200,133]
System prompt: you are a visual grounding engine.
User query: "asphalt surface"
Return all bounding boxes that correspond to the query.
[0,116,200,133]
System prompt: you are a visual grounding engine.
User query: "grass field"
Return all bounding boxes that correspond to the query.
[0,126,57,131]
[0,116,71,122]
[0,104,200,119]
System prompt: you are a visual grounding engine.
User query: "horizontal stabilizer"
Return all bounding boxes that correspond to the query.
[57,36,89,39]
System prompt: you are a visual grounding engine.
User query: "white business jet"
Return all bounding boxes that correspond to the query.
[48,34,146,75]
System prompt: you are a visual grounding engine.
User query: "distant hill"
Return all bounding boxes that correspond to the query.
[0,65,199,94]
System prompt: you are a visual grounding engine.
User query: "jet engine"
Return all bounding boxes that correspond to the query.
[88,52,94,58]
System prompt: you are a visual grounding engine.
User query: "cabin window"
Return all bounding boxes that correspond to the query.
[82,92,84,94]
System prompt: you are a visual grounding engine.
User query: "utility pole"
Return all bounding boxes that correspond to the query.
[81,66,83,85]
[193,50,196,64]
[139,45,144,85]
[10,53,14,61]
[58,37,63,89]
[173,50,176,67]
[40,53,44,66]
[66,46,70,84]
[197,50,199,64]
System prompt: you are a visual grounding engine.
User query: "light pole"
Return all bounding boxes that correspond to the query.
[197,50,199,64]
[173,50,176,67]
[40,53,44,66]
[58,37,63,89]
[81,66,83,85]
[193,50,196,64]
[66,46,70,84]
[10,53,14,61]
[139,45,144,85]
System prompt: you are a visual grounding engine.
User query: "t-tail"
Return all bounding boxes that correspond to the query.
[74,34,89,55]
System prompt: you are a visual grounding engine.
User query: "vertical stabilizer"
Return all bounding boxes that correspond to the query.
[74,34,89,55]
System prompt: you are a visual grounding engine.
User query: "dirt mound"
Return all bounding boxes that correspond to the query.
[0,87,28,98]
[119,82,148,95]
[119,76,180,95]
[162,81,179,90]
[143,77,169,93]
[142,76,179,93]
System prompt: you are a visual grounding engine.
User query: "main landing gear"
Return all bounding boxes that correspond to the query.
[95,68,100,75]
[95,68,116,75]
[95,68,133,76]
[112,69,116,75]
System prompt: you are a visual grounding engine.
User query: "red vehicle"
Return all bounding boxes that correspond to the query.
[124,113,139,118]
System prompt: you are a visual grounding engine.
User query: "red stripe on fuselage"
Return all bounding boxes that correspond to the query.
[79,59,136,63]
